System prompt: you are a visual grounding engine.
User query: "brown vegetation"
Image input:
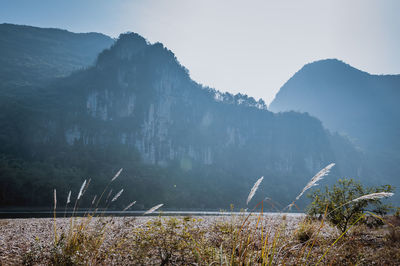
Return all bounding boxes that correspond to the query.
[0,214,399,265]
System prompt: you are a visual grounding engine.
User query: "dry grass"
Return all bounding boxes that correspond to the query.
[0,214,399,265]
[1,166,399,265]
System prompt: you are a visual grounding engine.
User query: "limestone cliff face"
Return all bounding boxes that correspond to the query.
[41,33,364,184]
[0,28,386,208]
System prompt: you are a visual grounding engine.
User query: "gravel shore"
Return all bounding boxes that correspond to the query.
[0,214,315,265]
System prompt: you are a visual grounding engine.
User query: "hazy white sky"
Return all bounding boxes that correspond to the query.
[1,0,399,104]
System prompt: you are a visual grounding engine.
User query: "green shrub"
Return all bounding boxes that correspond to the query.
[307,178,393,233]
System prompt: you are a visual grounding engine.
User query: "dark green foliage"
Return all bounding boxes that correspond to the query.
[307,178,393,233]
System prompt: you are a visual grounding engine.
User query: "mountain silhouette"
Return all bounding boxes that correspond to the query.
[0,26,383,208]
[0,23,114,88]
[270,58,400,200]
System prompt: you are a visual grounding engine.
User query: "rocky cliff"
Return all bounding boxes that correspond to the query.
[0,32,367,208]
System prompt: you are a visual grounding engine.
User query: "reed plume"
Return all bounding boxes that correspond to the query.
[64,190,71,217]
[144,204,164,215]
[91,195,97,205]
[123,201,136,212]
[326,192,394,217]
[288,163,335,210]
[53,189,57,208]
[66,190,71,204]
[77,179,87,200]
[111,168,123,182]
[247,176,264,205]
[111,189,124,202]
[352,192,394,202]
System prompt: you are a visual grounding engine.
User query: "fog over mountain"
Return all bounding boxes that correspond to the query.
[270,59,400,201]
[0,24,395,209]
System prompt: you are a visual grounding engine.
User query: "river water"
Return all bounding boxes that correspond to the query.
[0,209,304,219]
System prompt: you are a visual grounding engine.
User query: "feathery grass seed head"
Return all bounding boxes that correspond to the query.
[91,195,97,205]
[77,179,87,200]
[111,168,123,182]
[123,201,136,212]
[296,163,335,201]
[247,176,264,205]
[66,190,71,204]
[111,189,124,202]
[144,204,164,215]
[352,192,394,202]
[288,163,335,210]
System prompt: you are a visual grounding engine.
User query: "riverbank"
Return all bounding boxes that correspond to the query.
[0,214,399,265]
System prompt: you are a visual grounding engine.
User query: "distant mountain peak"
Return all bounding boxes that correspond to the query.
[95,32,148,64]
[270,56,400,151]
[113,32,148,54]
[95,32,182,71]
[269,59,371,108]
[297,58,369,77]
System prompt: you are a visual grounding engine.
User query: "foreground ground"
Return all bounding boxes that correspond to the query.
[0,214,399,265]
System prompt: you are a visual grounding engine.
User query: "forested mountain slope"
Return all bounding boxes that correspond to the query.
[0,23,114,88]
[270,59,400,200]
[0,30,372,209]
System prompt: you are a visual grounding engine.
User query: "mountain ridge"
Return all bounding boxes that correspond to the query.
[0,25,386,208]
[0,23,114,88]
[270,58,400,202]
[270,58,400,149]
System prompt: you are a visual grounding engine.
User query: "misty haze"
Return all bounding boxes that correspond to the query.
[0,1,399,265]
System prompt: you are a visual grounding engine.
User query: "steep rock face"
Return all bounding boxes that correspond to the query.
[36,35,364,181]
[0,31,370,207]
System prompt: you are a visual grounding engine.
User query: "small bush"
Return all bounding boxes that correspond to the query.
[307,178,393,233]
[296,220,315,243]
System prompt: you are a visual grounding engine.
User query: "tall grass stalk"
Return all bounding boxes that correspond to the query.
[49,168,135,265]
[53,189,57,244]
[92,168,123,215]
[63,190,71,217]
[304,204,329,263]
[91,194,97,205]
[287,163,335,210]
[68,179,88,240]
